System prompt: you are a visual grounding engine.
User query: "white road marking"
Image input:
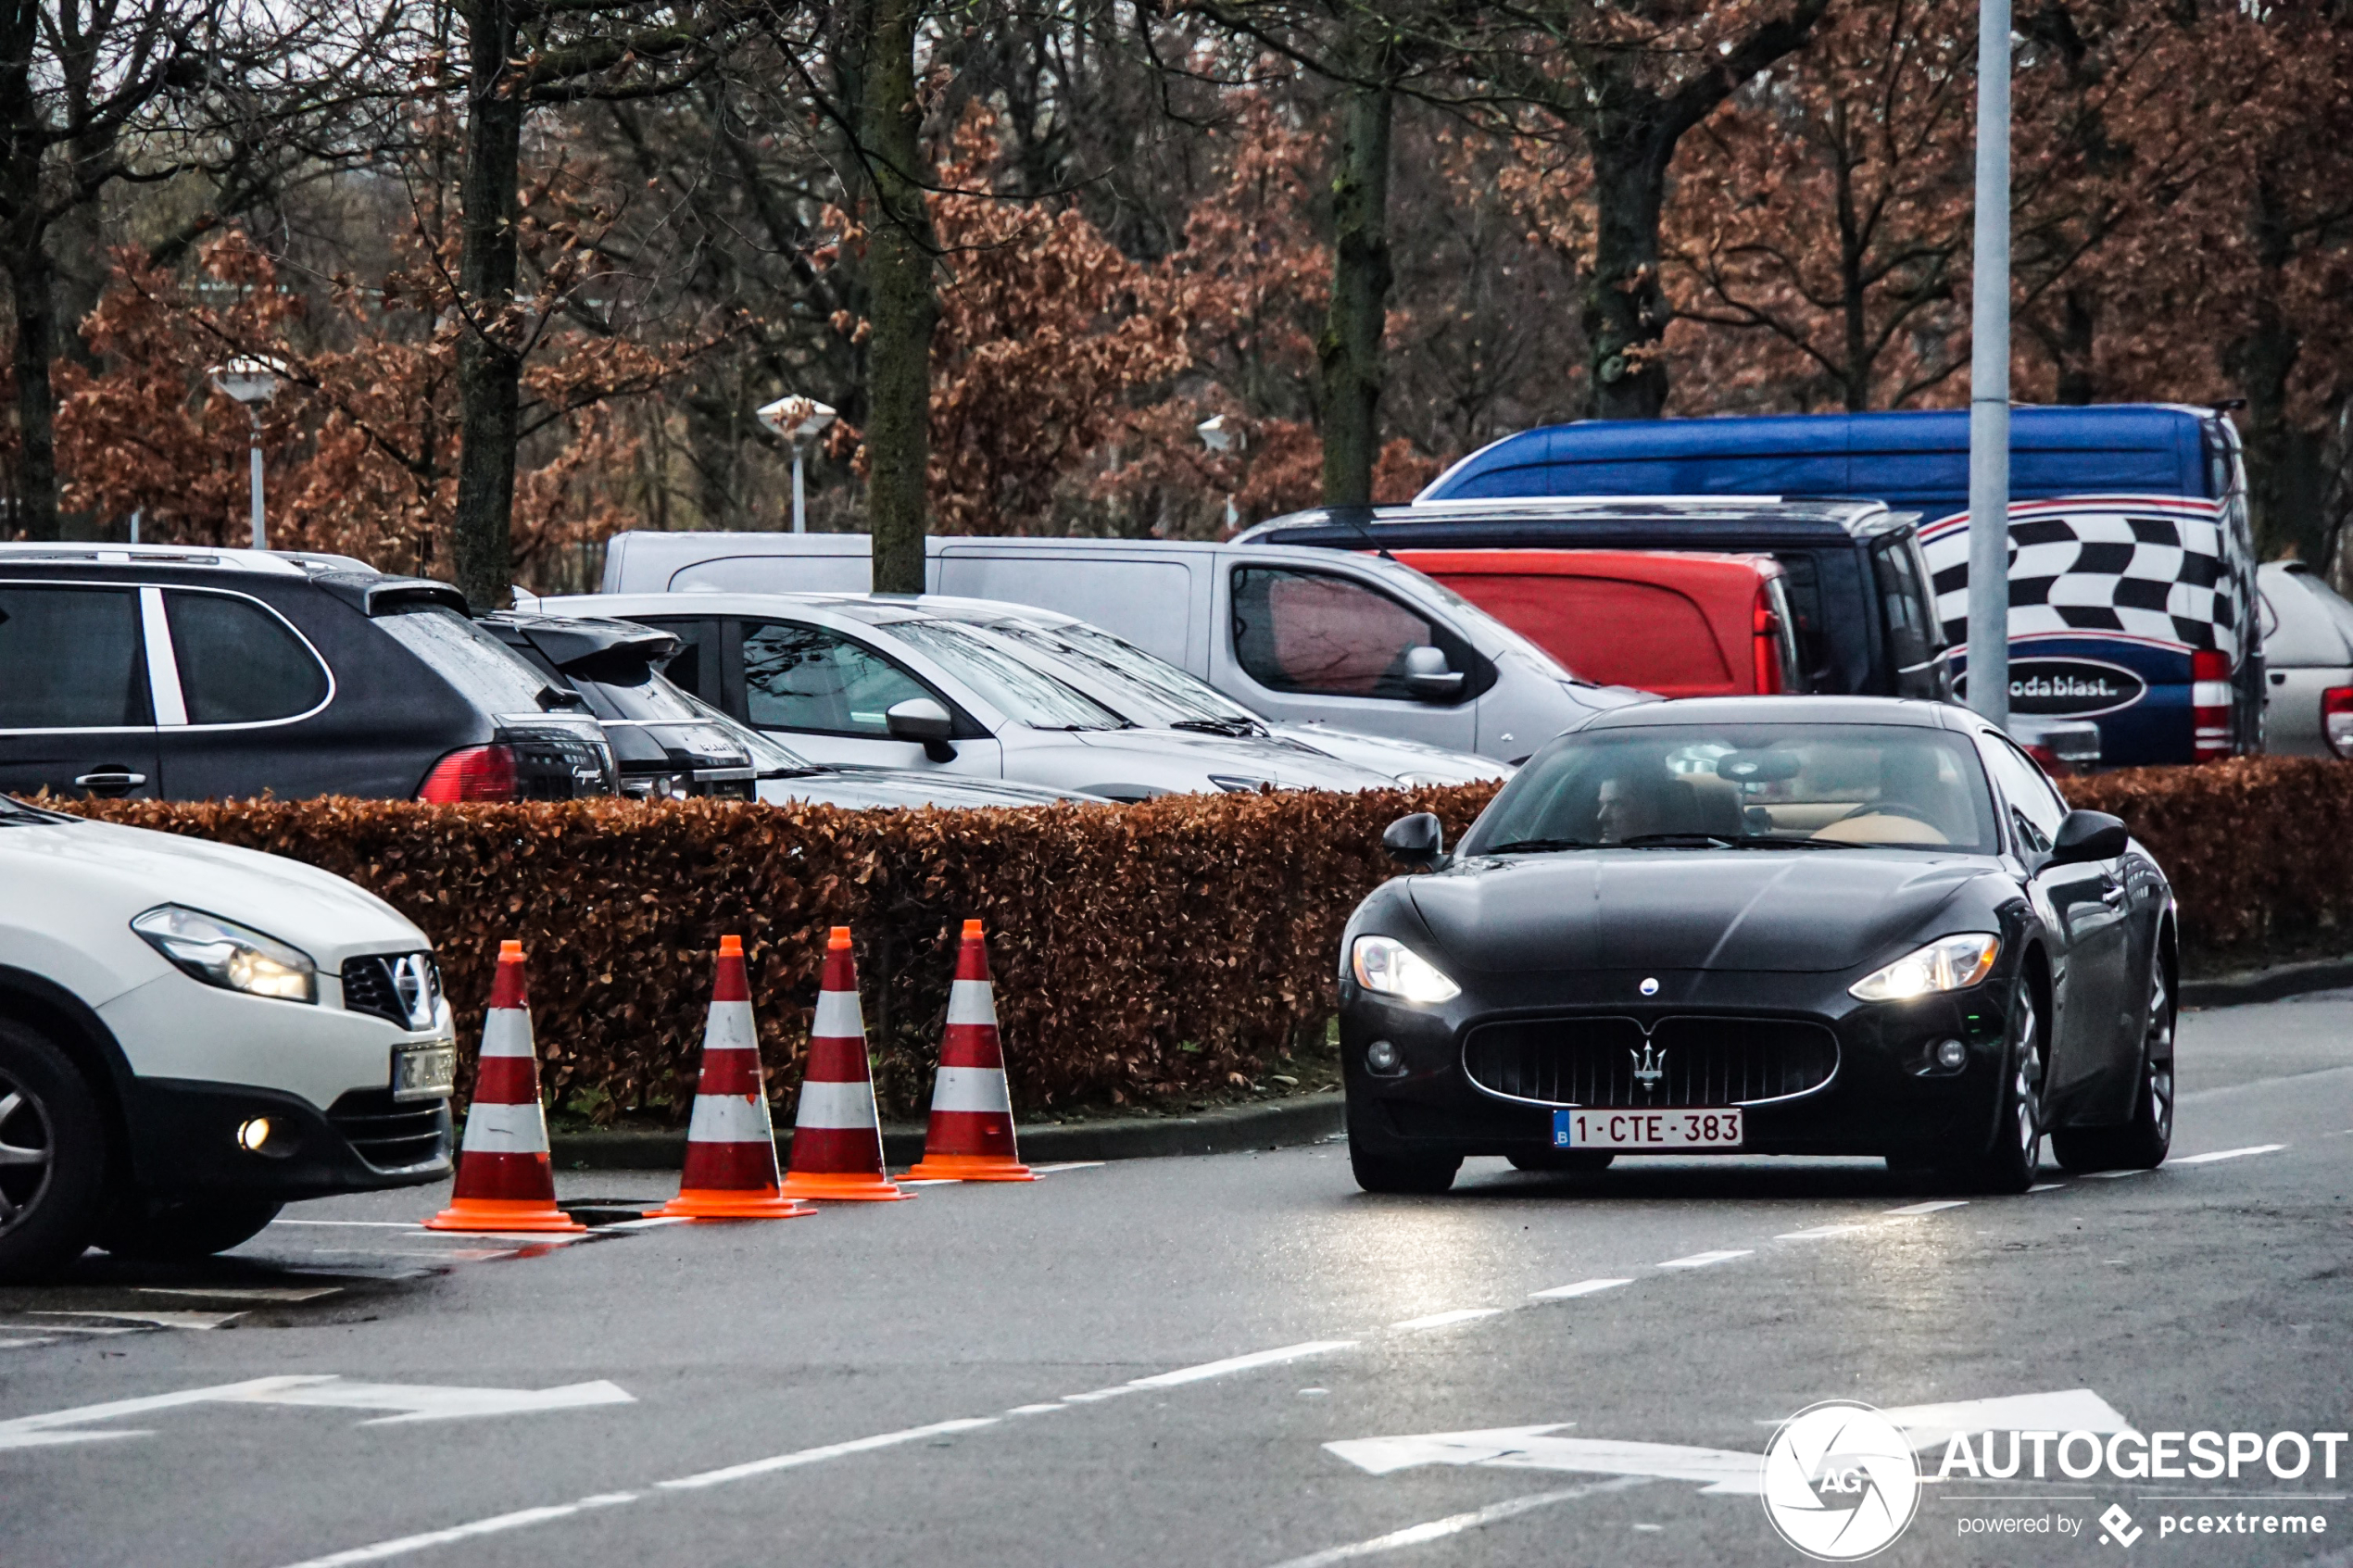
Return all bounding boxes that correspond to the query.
[1875,1388,2135,1450]
[50,1310,245,1330]
[2172,1144,2286,1164]
[1060,1387,1139,1403]
[1390,1308,1504,1330]
[0,1375,631,1452]
[1128,1340,1357,1388]
[1777,1224,1870,1240]
[0,1375,332,1452]
[2083,1169,2151,1179]
[1257,1477,1655,1568]
[1529,1278,1631,1301]
[1656,1250,1750,1270]
[271,1219,422,1229]
[277,1492,638,1568]
[1883,1200,1969,1216]
[0,1336,58,1348]
[139,1286,342,1303]
[657,1416,1000,1490]
[2028,1183,2069,1193]
[0,1321,146,1336]
[1326,1424,1765,1495]
[1004,1403,1064,1415]
[1029,1161,1106,1173]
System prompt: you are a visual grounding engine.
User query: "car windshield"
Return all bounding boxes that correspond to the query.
[886,621,1128,732]
[377,605,562,715]
[565,665,705,724]
[990,621,1265,733]
[1462,722,1999,855]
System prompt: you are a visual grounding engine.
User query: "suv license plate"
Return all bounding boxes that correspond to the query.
[393,1044,457,1100]
[1555,1108,1743,1150]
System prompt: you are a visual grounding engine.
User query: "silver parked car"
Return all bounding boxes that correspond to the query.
[547,592,1402,799]
[2258,560,2353,758]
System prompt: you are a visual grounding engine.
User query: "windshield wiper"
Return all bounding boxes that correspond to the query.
[1728,836,1854,849]
[1482,837,1604,853]
[1171,717,1265,737]
[1616,833,1737,848]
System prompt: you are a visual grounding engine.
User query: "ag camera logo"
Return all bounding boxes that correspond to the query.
[1761,1400,1922,1560]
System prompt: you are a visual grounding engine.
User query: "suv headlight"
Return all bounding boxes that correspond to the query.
[132,905,317,1004]
[1351,935,1462,1003]
[1849,933,1999,1002]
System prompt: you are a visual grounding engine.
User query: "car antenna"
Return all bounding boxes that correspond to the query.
[1333,507,1396,561]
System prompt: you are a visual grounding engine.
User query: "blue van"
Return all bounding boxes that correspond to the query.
[1390,405,2259,767]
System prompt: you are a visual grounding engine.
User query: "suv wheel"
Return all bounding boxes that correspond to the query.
[98,1195,285,1261]
[0,1019,110,1282]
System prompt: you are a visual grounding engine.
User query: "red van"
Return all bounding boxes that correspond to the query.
[1394,548,1805,698]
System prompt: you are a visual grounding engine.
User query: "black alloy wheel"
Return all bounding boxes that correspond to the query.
[1945,979,2044,1195]
[1350,1142,1462,1195]
[2052,963,2175,1173]
[1507,1149,1616,1173]
[0,1019,110,1282]
[96,1195,286,1261]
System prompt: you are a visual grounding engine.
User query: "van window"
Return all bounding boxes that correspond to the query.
[163,592,329,724]
[1770,552,1831,682]
[1430,572,1722,691]
[0,584,150,729]
[1870,536,1941,696]
[1232,567,1440,699]
[740,621,931,736]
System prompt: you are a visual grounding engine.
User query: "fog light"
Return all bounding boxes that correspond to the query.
[1365,1040,1401,1074]
[1934,1038,1969,1071]
[236,1117,275,1153]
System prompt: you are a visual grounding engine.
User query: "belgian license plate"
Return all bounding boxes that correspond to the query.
[393,1043,457,1100]
[1555,1108,1743,1150]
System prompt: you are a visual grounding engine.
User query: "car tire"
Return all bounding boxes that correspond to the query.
[1507,1150,1615,1173]
[2052,964,2174,1173]
[96,1195,285,1261]
[1349,1143,1461,1195]
[1945,980,2044,1196]
[0,1019,111,1283]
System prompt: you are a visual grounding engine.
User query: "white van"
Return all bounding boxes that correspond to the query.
[598,533,1640,761]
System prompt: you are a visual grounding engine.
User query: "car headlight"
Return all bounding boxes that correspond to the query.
[1209,775,1274,794]
[1393,771,1450,786]
[1849,933,1999,1002]
[132,905,317,1004]
[1351,935,1462,1003]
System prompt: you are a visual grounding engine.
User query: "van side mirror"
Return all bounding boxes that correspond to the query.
[1383,811,1445,869]
[2048,809,2128,865]
[885,696,958,762]
[1403,646,1465,703]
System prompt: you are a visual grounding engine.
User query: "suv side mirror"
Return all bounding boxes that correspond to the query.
[1403,645,1465,703]
[1382,811,1445,869]
[885,696,958,762]
[2049,809,2129,865]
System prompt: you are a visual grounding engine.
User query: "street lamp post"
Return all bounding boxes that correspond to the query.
[209,358,283,551]
[1197,414,1243,534]
[756,395,838,534]
[1964,0,2014,727]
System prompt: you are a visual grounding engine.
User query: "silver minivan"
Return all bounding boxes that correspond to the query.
[597,533,1641,762]
[2257,560,2353,758]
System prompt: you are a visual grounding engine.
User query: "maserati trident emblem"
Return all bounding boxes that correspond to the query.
[1630,1041,1667,1093]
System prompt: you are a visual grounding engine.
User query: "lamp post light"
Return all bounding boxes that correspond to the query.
[756,395,838,534]
[209,358,284,551]
[1197,414,1243,534]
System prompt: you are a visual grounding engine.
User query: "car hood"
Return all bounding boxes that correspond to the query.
[1065,727,1395,790]
[758,770,1105,809]
[1270,724,1512,784]
[1408,850,1990,974]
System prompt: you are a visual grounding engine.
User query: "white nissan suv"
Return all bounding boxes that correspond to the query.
[0,793,457,1279]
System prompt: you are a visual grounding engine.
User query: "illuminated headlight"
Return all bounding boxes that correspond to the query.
[1849,934,1999,1002]
[1351,935,1462,1004]
[132,905,317,1004]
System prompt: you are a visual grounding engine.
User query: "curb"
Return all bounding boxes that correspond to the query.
[549,1091,1346,1172]
[2181,956,2353,1010]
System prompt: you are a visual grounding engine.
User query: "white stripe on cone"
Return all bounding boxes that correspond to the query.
[812,988,864,1042]
[685,1092,774,1144]
[946,978,999,1028]
[705,999,755,1051]
[479,1009,535,1060]
[796,1078,882,1131]
[929,1065,1013,1114]
[458,1100,551,1154]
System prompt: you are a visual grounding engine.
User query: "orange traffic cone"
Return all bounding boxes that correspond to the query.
[905,921,1035,1182]
[779,927,908,1202]
[651,937,815,1221]
[425,941,586,1234]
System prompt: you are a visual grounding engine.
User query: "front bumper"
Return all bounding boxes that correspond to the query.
[1340,967,2016,1162]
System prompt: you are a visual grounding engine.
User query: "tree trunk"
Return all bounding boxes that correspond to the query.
[2053,287,2097,406]
[450,0,526,609]
[1319,71,1393,508]
[857,0,936,595]
[5,245,61,541]
[1585,127,1672,421]
[2230,177,2319,563]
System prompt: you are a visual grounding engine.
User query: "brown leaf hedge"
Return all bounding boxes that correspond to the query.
[64,788,1497,1123]
[57,758,2343,1124]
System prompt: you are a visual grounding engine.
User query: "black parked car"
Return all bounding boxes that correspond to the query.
[1340,696,2174,1196]
[0,545,615,802]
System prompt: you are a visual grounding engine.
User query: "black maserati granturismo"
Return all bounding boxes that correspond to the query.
[1340,697,2176,1196]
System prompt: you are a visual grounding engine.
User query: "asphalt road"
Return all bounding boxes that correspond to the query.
[5,993,2351,1568]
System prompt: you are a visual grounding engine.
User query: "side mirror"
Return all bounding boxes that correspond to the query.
[1382,811,1445,869]
[885,696,958,762]
[1403,645,1465,703]
[2048,809,2129,865]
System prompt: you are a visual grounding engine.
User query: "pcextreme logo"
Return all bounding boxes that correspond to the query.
[1761,1400,1923,1560]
